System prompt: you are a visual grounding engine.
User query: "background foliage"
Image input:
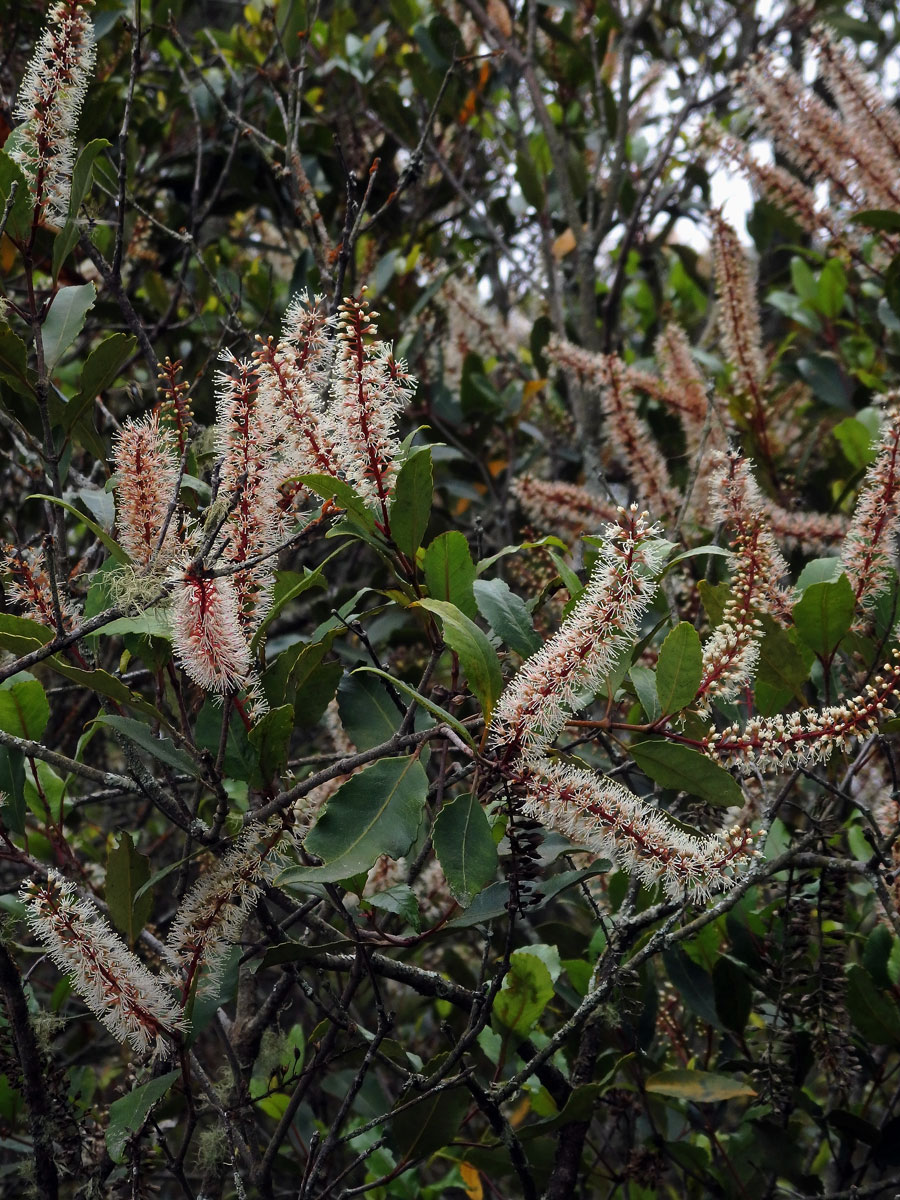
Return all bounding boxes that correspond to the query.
[3,1,900,1198]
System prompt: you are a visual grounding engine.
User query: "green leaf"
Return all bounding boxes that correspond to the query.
[105,832,152,947]
[473,577,541,658]
[645,1069,756,1103]
[713,957,752,1034]
[0,327,33,396]
[0,747,25,834]
[816,258,846,319]
[337,671,401,750]
[754,619,814,716]
[64,333,136,432]
[0,673,50,740]
[850,209,900,233]
[630,740,743,808]
[0,614,52,658]
[250,562,329,651]
[297,474,376,531]
[792,573,855,657]
[389,446,433,557]
[493,947,555,1036]
[280,756,428,885]
[351,666,471,747]
[389,1054,469,1160]
[248,704,294,784]
[656,622,702,713]
[795,557,841,590]
[834,416,877,470]
[630,663,660,722]
[0,152,33,242]
[366,882,420,931]
[432,792,498,907]
[93,714,204,778]
[417,598,503,722]
[106,1070,179,1164]
[28,493,129,564]
[663,946,721,1027]
[42,283,96,372]
[846,964,900,1044]
[68,138,111,218]
[423,530,477,618]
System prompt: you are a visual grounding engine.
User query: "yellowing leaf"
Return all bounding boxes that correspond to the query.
[523,378,548,401]
[552,227,576,259]
[460,1162,484,1199]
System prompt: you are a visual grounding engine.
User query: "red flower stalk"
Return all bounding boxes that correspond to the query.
[11,0,97,224]
[328,293,416,515]
[215,351,280,629]
[112,411,181,568]
[171,567,251,694]
[697,451,789,710]
[839,401,900,612]
[2,543,80,630]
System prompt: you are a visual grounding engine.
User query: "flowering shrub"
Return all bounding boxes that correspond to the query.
[3,3,900,1198]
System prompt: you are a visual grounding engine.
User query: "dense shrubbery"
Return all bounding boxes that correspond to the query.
[4,1,900,1197]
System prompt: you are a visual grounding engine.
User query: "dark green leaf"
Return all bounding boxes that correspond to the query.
[630,663,660,722]
[106,1071,179,1164]
[280,756,428,884]
[42,283,96,372]
[337,671,400,750]
[846,964,900,1044]
[423,530,477,618]
[248,705,294,784]
[366,882,420,931]
[0,152,33,242]
[792,573,855,657]
[713,957,752,1034]
[850,209,900,233]
[656,622,702,713]
[105,832,152,947]
[389,1055,469,1159]
[64,333,136,432]
[754,619,814,715]
[473,577,541,657]
[93,714,203,778]
[432,792,498,907]
[389,447,433,557]
[663,947,721,1027]
[298,474,376,531]
[630,740,743,807]
[417,598,503,722]
[28,493,129,564]
[0,747,25,834]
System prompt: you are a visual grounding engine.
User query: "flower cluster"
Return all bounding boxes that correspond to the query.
[706,650,900,773]
[1,543,80,631]
[711,25,900,245]
[167,822,298,995]
[547,337,682,518]
[20,872,187,1058]
[697,451,789,710]
[171,568,252,694]
[491,506,756,900]
[491,506,665,761]
[11,0,97,224]
[112,411,182,569]
[838,401,900,613]
[104,291,415,700]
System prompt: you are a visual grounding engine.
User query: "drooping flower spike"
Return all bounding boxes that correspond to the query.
[490,505,666,762]
[697,451,790,711]
[21,871,187,1058]
[839,400,900,614]
[11,0,97,225]
[171,566,251,694]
